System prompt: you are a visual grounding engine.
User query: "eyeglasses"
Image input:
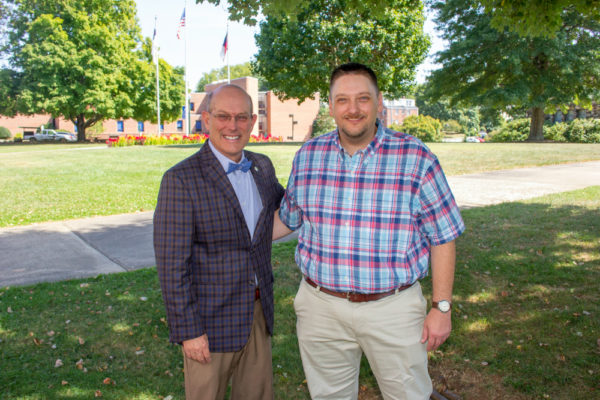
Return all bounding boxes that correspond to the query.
[210,113,251,123]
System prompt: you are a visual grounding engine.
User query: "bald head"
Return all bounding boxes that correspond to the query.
[207,84,253,115]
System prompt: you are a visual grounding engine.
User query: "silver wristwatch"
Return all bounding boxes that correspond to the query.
[432,300,452,313]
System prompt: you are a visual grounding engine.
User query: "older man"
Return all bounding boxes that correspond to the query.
[155,84,284,400]
[274,63,465,399]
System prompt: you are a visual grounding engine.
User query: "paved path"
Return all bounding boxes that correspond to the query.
[1,161,598,288]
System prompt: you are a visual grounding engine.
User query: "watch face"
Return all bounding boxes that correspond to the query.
[437,301,451,312]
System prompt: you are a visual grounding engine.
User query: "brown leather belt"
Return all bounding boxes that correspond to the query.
[304,276,413,303]
[255,288,260,300]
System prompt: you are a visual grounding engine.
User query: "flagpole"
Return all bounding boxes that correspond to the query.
[154,15,161,136]
[184,0,190,135]
[226,20,230,84]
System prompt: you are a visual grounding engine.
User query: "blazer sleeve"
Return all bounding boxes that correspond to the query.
[154,170,204,343]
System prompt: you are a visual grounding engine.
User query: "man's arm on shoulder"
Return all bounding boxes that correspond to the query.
[273,209,293,240]
[420,240,456,352]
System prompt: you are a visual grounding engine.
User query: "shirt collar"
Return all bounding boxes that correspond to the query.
[333,119,385,156]
[208,140,247,172]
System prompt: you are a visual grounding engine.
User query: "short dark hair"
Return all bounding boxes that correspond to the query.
[330,63,379,93]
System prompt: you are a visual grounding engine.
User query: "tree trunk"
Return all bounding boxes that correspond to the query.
[527,107,545,142]
[76,115,86,142]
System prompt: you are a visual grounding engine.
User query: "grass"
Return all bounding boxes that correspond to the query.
[1,187,598,399]
[1,142,600,227]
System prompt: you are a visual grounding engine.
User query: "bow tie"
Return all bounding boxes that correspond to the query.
[227,159,252,174]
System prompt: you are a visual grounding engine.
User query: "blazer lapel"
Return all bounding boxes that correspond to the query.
[197,144,247,228]
[246,152,271,243]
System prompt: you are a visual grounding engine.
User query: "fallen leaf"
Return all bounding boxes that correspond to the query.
[481,361,488,366]
[94,390,102,397]
[55,359,63,368]
[133,323,140,327]
[61,380,68,386]
[76,359,84,369]
[47,330,55,337]
[7,307,12,313]
[80,283,89,288]
[140,296,148,301]
[78,337,85,345]
[501,291,508,297]
[135,349,145,355]
[33,338,41,346]
[102,377,112,385]
[164,396,174,400]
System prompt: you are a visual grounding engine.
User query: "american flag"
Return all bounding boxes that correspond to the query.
[176,8,185,40]
[220,32,228,61]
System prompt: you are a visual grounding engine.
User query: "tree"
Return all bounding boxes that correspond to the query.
[427,0,600,141]
[195,62,267,91]
[253,0,429,102]
[0,0,184,141]
[197,0,421,25]
[478,0,600,38]
[311,104,336,137]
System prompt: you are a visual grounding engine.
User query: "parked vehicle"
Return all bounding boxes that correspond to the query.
[28,129,77,143]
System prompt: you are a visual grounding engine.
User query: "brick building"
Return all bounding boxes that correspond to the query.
[0,76,320,142]
[380,98,419,127]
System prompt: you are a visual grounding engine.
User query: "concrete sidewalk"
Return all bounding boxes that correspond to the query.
[1,161,598,288]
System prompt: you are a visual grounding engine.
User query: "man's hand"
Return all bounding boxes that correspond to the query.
[183,334,211,364]
[420,309,451,352]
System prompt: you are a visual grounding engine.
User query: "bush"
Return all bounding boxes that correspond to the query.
[442,119,462,134]
[311,105,336,137]
[398,115,443,142]
[0,126,11,139]
[564,119,600,143]
[489,118,530,142]
[544,122,568,142]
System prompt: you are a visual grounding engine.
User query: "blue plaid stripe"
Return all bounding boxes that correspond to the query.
[280,122,465,293]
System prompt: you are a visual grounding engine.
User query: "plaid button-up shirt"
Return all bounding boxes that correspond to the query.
[279,121,465,293]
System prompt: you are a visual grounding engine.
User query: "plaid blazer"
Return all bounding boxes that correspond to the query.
[154,143,284,352]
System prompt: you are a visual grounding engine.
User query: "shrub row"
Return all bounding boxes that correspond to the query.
[490,118,600,143]
[106,133,283,147]
[390,115,444,142]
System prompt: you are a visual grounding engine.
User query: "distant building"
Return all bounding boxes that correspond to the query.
[381,98,419,127]
[0,76,320,142]
[549,102,600,123]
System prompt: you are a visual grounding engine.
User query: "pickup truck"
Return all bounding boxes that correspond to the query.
[26,129,77,143]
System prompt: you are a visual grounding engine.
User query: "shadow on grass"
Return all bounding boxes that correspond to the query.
[423,198,600,399]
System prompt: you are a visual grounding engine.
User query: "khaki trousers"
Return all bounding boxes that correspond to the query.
[183,299,273,400]
[294,279,432,400]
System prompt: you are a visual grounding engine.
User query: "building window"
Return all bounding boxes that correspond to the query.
[195,121,202,132]
[190,102,195,111]
[160,124,164,131]
[137,121,144,132]
[117,121,124,132]
[177,120,183,130]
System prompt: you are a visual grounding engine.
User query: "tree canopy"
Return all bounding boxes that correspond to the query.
[253,0,429,102]
[195,62,267,92]
[0,0,184,140]
[427,0,600,141]
[197,0,420,25]
[479,0,600,38]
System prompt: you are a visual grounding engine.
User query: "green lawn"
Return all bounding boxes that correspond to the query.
[1,142,600,227]
[1,187,598,399]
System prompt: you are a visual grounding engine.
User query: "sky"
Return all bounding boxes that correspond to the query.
[138,1,444,91]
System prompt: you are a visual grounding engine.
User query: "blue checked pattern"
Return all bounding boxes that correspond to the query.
[279,122,465,293]
[154,143,284,351]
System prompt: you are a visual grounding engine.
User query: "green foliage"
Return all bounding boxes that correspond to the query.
[195,62,266,92]
[544,122,568,143]
[398,115,443,142]
[442,119,462,134]
[489,118,530,142]
[565,119,600,144]
[1,0,184,140]
[253,0,429,102]
[491,119,600,143]
[0,126,11,139]
[428,0,600,141]
[479,0,600,38]
[198,0,422,25]
[311,104,336,137]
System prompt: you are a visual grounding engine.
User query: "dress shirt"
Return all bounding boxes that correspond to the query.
[279,120,465,293]
[208,140,263,239]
